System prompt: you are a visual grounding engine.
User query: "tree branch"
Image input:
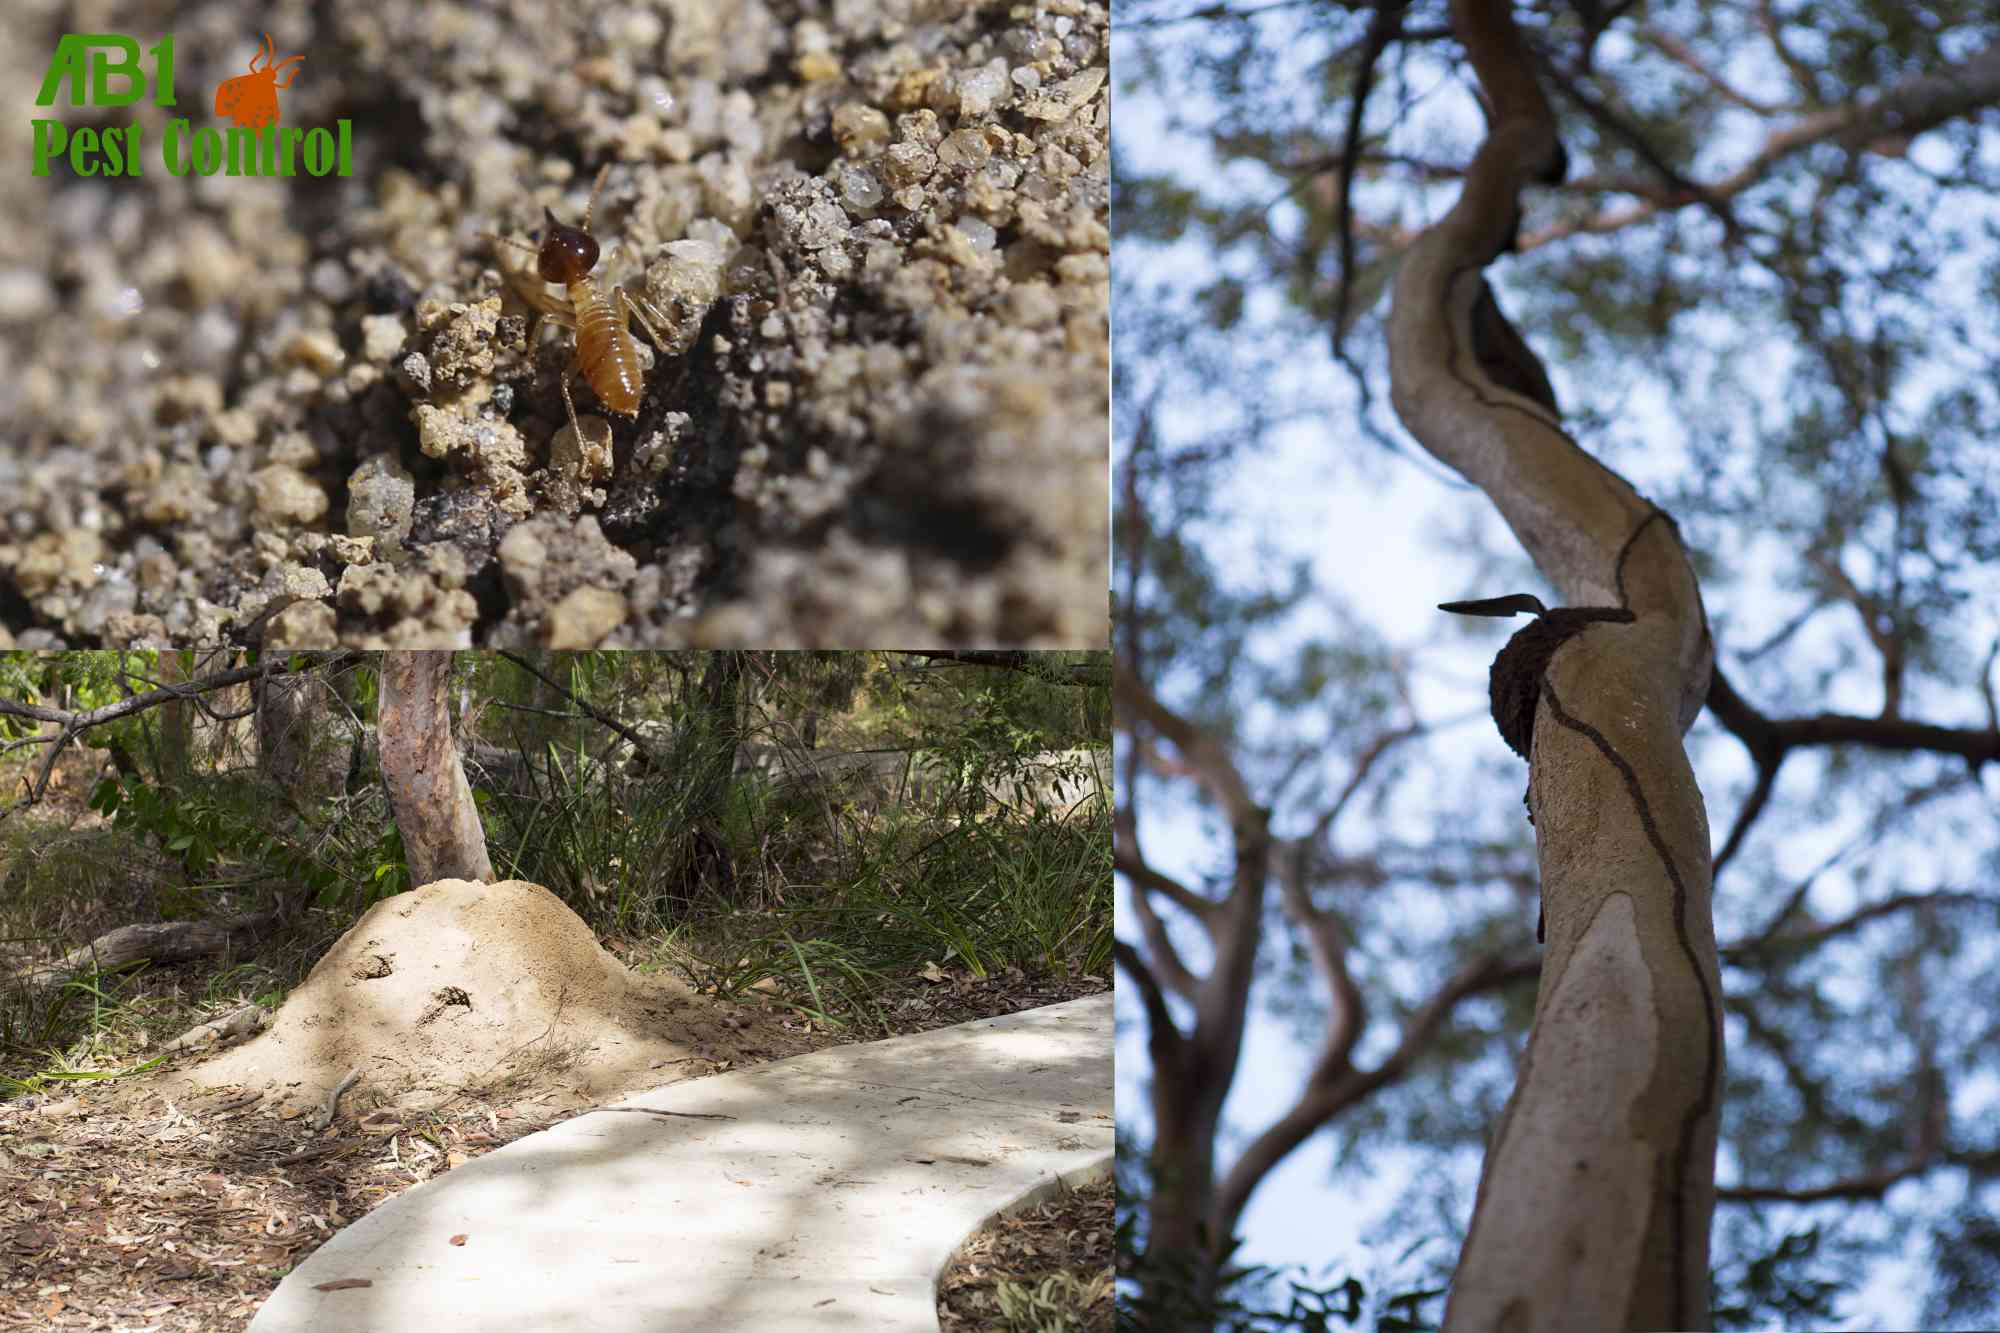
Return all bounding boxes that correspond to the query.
[1115,940,1186,1075]
[1118,848,1203,998]
[902,650,1108,687]
[1211,943,1537,1244]
[1725,890,2000,960]
[1707,666,2000,768]
[1522,35,2000,248]
[1329,0,1408,358]
[0,654,358,823]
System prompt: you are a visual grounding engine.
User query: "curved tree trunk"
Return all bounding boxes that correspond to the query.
[1385,3,1723,1328]
[378,652,492,886]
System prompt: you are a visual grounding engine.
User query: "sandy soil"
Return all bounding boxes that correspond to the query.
[0,872,1109,1330]
[1,0,1109,648]
[161,879,816,1122]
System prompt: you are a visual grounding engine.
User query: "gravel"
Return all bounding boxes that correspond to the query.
[0,0,1109,648]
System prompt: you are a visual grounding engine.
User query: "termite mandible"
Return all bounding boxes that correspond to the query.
[485,165,673,446]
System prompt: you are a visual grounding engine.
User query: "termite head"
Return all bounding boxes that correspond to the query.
[536,209,599,284]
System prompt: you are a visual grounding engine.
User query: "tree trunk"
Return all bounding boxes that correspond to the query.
[157,650,192,781]
[255,668,345,807]
[676,652,743,909]
[1385,3,1723,1328]
[377,652,492,885]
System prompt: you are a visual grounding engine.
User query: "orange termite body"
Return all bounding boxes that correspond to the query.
[486,166,671,444]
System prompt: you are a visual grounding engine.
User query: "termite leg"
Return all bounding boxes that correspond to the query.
[557,366,584,446]
[524,308,586,443]
[616,286,673,355]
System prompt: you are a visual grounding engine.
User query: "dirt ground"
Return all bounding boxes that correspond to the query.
[0,877,1108,1330]
[938,1173,1113,1332]
[1,0,1109,649]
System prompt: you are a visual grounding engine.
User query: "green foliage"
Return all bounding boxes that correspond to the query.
[1711,1221,1850,1330]
[1922,1204,2000,1330]
[89,772,223,881]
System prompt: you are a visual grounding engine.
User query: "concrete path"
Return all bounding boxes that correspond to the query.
[250,993,1112,1332]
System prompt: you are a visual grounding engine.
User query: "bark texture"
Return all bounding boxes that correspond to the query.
[1385,3,1722,1328]
[378,652,493,886]
[8,916,277,985]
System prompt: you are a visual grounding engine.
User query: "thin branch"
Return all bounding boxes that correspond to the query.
[1754,0,1824,103]
[0,654,358,823]
[1712,748,1783,874]
[1114,666,1261,827]
[1638,25,1787,115]
[1211,945,1538,1242]
[1726,890,2000,960]
[1116,849,1217,924]
[1706,665,2000,768]
[1116,850,1204,999]
[492,651,661,767]
[1523,35,2000,249]
[1721,1158,1930,1205]
[1536,56,1744,244]
[1115,941,1186,1074]
[1330,0,1408,359]
[901,650,1108,687]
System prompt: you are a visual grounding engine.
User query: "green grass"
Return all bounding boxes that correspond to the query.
[0,735,1109,1085]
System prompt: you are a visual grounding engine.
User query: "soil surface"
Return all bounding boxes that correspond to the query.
[1,1,1109,649]
[164,879,811,1120]
[937,1172,1113,1332]
[0,877,1108,1330]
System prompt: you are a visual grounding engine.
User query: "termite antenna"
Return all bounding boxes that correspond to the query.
[482,231,541,258]
[583,164,611,233]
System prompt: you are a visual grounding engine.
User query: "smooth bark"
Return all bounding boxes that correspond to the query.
[1385,3,1723,1328]
[377,652,492,886]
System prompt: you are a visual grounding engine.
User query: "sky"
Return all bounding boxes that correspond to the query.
[1112,7,2000,1328]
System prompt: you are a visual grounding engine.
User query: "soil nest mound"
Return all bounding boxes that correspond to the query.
[171,879,803,1118]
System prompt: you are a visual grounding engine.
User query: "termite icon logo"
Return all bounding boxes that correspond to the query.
[213,32,302,130]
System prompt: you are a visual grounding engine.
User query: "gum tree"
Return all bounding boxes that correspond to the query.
[1385,5,1718,1324]
[1115,0,2000,1326]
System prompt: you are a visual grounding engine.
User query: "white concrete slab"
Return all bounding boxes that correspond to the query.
[250,993,1112,1332]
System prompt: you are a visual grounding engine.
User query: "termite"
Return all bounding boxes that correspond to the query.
[485,165,673,446]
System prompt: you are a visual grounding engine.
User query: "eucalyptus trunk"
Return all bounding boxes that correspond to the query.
[378,651,493,886]
[1385,3,1724,1327]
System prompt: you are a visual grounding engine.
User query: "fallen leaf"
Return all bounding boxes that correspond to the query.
[449,1234,467,1246]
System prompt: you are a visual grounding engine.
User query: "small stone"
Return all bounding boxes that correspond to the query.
[835,164,884,212]
[498,524,549,584]
[265,598,338,648]
[1020,67,1105,121]
[544,586,627,648]
[956,64,1010,117]
[251,465,330,526]
[284,330,346,376]
[362,314,408,362]
[882,142,936,188]
[347,454,417,545]
[831,103,891,154]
